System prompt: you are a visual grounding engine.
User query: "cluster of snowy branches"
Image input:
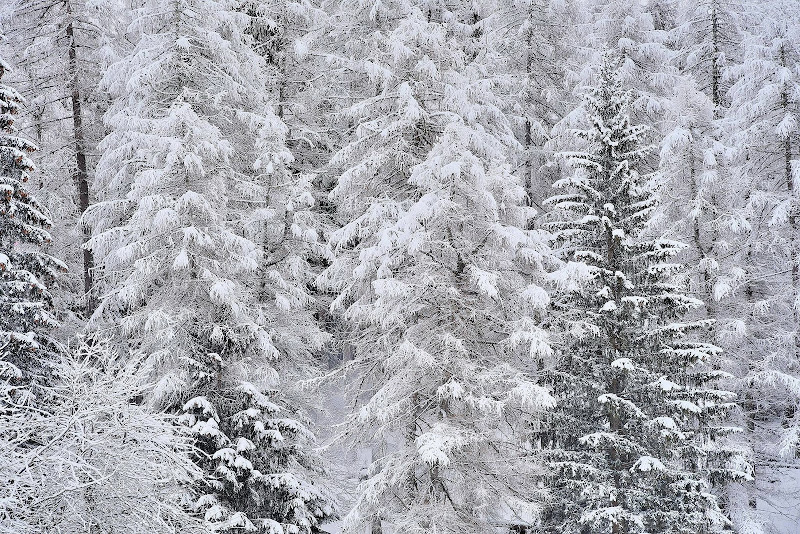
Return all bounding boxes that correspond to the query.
[1,0,799,533]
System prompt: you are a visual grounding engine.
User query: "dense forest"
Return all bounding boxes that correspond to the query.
[1,0,799,532]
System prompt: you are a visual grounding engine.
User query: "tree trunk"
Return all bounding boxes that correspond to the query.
[711,5,721,118]
[745,244,756,431]
[65,1,96,314]
[780,45,799,366]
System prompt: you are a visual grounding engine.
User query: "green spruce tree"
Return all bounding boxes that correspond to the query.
[542,56,748,534]
[0,54,64,398]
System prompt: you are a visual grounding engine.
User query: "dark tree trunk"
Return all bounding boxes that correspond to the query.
[65,2,96,314]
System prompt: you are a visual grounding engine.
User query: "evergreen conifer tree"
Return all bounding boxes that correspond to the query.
[0,53,64,396]
[542,57,747,534]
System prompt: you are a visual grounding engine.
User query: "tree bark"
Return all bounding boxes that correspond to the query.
[711,5,721,118]
[65,1,96,314]
[780,45,799,366]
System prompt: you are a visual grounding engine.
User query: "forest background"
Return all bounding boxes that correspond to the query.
[1,0,800,533]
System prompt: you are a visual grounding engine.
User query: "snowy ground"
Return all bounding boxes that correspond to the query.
[754,465,800,531]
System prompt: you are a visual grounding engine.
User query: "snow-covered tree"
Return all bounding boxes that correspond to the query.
[242,0,336,173]
[241,0,344,361]
[548,0,681,232]
[562,0,678,128]
[180,381,332,533]
[9,0,800,531]
[570,1,741,321]
[1,0,126,316]
[542,57,747,534]
[321,2,556,532]
[85,1,334,531]
[654,2,766,527]
[726,0,800,433]
[659,0,744,308]
[721,1,800,528]
[0,339,209,534]
[490,0,582,210]
[0,52,64,394]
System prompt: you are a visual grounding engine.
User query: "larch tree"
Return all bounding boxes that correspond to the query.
[723,0,800,526]
[85,1,334,532]
[495,0,582,211]
[726,0,800,438]
[662,1,766,527]
[321,1,556,532]
[660,0,743,317]
[242,0,336,173]
[542,57,747,534]
[241,0,342,354]
[658,0,747,363]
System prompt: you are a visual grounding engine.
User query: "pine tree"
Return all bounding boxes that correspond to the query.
[0,53,64,396]
[321,2,556,532]
[542,57,747,534]
[85,1,334,531]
